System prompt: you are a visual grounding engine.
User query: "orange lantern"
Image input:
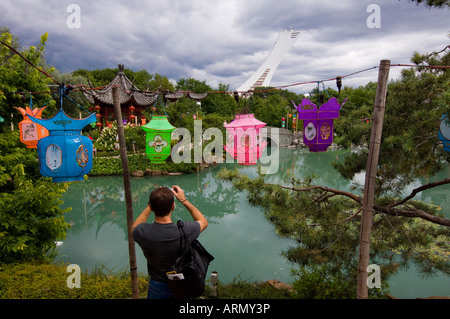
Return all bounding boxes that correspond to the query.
[15,106,49,148]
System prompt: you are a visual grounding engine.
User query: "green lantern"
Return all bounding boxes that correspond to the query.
[142,115,176,163]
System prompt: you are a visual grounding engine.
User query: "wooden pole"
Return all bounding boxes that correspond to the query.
[112,87,140,299]
[357,60,390,299]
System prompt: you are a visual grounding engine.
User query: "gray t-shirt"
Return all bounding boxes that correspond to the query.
[133,220,200,282]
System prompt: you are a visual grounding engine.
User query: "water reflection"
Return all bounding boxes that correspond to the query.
[57,147,449,297]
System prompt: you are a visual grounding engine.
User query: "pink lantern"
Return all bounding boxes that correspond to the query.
[293,97,347,152]
[224,114,267,165]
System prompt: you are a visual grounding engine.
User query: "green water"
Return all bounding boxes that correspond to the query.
[57,147,449,298]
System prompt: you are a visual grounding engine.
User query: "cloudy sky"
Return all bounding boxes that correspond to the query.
[1,0,449,94]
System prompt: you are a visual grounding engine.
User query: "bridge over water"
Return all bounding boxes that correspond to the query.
[263,127,296,148]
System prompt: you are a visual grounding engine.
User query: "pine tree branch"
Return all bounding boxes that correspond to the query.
[374,205,450,226]
[389,178,450,208]
[271,184,362,204]
[272,182,450,226]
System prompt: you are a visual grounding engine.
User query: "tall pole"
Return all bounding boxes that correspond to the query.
[357,60,390,299]
[112,87,140,299]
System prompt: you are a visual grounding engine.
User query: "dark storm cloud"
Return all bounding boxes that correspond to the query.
[0,0,448,93]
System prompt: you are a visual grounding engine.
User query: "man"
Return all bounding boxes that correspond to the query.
[132,185,208,299]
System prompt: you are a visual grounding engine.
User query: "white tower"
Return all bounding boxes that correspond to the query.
[237,28,302,96]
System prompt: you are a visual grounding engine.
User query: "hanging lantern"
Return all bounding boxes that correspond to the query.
[336,76,342,94]
[439,114,450,152]
[293,97,347,152]
[281,117,286,128]
[28,110,96,182]
[141,115,176,163]
[224,113,267,165]
[129,105,136,125]
[15,106,49,148]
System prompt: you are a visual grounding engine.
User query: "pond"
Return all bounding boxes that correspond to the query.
[56,147,450,298]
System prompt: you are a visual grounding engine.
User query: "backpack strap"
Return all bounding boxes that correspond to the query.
[176,220,190,257]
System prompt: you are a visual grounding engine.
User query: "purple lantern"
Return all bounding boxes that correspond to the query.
[293,97,347,152]
[224,114,267,165]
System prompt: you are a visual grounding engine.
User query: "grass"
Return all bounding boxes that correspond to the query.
[0,262,294,299]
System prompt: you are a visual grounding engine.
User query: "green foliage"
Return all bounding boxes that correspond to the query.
[252,95,287,127]
[213,277,294,299]
[291,265,389,299]
[89,155,198,176]
[72,67,174,92]
[201,83,237,116]
[166,97,200,134]
[333,51,450,196]
[0,31,56,128]
[0,131,70,263]
[408,0,449,8]
[0,262,295,299]
[218,167,449,289]
[93,123,146,153]
[228,87,302,128]
[333,83,376,148]
[0,262,148,299]
[94,124,118,151]
[49,70,91,118]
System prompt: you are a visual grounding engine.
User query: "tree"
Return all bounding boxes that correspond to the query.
[71,67,174,92]
[0,31,70,263]
[0,31,56,125]
[0,131,71,263]
[201,83,237,116]
[408,0,450,8]
[218,50,450,297]
[245,89,300,128]
[334,49,450,196]
[176,77,211,93]
[50,70,91,118]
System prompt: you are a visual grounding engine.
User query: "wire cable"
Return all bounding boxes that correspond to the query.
[1,38,448,97]
[0,39,61,86]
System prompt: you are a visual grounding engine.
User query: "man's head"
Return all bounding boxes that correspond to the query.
[148,186,175,217]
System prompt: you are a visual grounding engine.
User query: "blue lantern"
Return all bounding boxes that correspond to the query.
[28,110,96,182]
[439,114,450,152]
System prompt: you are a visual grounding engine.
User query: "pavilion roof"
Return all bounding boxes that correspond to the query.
[164,91,208,103]
[81,64,158,108]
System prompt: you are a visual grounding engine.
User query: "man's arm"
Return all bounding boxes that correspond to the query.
[131,205,151,233]
[172,185,208,232]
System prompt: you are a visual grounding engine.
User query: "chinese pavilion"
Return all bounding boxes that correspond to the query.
[81,64,209,129]
[81,64,158,128]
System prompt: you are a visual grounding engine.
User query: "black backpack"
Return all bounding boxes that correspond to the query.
[167,220,214,299]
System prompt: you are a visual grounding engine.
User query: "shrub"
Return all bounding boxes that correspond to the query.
[291,266,389,299]
[94,124,146,153]
[0,131,70,263]
[89,155,198,176]
[0,262,148,299]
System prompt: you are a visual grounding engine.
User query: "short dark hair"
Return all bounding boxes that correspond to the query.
[149,187,174,217]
